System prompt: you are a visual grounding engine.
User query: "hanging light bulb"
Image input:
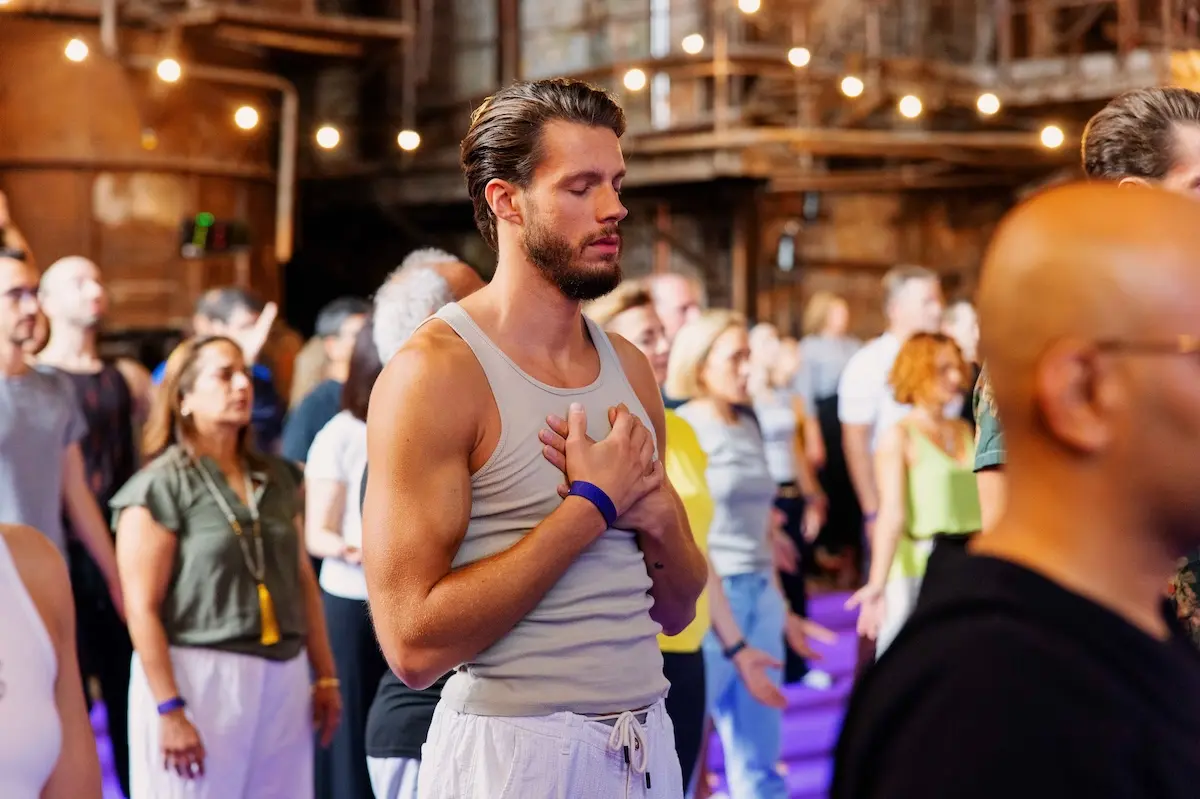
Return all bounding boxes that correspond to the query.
[65,38,89,62]
[681,33,705,55]
[234,106,260,131]
[1040,124,1065,149]
[738,0,761,13]
[315,125,341,150]
[156,58,182,83]
[840,75,864,98]
[623,68,647,91]
[898,95,923,119]
[976,92,1001,116]
[787,47,811,68]
[397,129,421,151]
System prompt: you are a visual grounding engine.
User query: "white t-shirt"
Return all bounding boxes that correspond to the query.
[305,410,368,600]
[837,332,963,452]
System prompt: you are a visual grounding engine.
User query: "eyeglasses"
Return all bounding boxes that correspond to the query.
[1095,335,1200,357]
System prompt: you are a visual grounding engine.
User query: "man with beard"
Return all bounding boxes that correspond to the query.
[0,255,123,614]
[363,78,707,798]
[38,255,151,797]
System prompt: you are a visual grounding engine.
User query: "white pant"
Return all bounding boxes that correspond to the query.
[417,700,682,799]
[876,573,924,658]
[128,646,313,799]
[367,756,420,799]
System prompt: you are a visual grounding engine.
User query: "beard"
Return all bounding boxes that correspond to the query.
[522,216,622,302]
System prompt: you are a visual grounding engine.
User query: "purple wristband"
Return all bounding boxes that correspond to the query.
[157,696,186,716]
[567,481,618,528]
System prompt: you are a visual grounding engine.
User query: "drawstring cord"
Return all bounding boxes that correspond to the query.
[606,710,652,790]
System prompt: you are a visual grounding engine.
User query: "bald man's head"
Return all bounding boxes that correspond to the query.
[389,249,485,300]
[40,256,107,328]
[980,182,1200,546]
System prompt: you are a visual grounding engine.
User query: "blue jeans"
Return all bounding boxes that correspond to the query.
[702,572,788,799]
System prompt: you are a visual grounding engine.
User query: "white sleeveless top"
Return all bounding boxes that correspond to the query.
[428,303,669,717]
[0,534,62,798]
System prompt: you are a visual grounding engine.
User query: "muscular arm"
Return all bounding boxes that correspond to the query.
[362,336,614,689]
[610,334,708,636]
[5,526,103,799]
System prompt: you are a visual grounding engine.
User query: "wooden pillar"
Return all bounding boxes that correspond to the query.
[497,0,520,84]
[653,202,671,274]
[730,194,758,319]
[1026,0,1055,58]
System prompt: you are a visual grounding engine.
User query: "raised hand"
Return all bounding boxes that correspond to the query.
[785,612,838,660]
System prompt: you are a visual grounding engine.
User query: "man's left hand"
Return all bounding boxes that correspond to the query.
[539,409,668,537]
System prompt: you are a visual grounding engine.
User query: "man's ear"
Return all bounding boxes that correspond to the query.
[486,179,524,227]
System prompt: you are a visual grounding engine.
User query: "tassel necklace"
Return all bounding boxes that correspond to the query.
[194,458,281,646]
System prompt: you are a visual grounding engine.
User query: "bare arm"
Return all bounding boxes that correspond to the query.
[304,479,356,561]
[976,468,1006,533]
[791,397,825,501]
[842,424,878,519]
[863,426,908,590]
[116,507,182,706]
[610,334,708,635]
[115,358,154,429]
[362,336,658,689]
[62,444,123,615]
[296,513,337,681]
[4,526,103,799]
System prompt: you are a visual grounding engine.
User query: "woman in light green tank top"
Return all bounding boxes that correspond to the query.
[846,333,982,657]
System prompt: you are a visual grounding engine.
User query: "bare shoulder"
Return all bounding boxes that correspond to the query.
[0,525,70,639]
[368,320,488,446]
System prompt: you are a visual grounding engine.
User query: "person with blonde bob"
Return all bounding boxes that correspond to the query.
[845,332,982,657]
[578,284,790,795]
[668,309,835,799]
[112,335,341,799]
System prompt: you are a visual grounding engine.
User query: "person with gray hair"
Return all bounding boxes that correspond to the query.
[391,247,485,301]
[373,268,456,363]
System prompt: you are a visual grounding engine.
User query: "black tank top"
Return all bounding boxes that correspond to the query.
[63,363,137,513]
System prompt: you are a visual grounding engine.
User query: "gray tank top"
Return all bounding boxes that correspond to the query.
[428,303,668,717]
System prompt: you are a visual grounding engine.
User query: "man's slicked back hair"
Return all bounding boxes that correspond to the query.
[460,78,626,251]
[1082,87,1200,181]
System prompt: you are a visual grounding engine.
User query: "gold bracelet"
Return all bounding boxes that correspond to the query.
[312,677,340,691]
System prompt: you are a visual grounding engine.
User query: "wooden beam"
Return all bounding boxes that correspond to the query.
[169,5,412,42]
[0,154,274,181]
[212,24,364,57]
[767,168,1035,193]
[629,126,1060,156]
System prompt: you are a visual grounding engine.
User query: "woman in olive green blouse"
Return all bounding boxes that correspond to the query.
[112,335,341,799]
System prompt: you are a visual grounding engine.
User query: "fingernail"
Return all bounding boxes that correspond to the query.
[570,402,583,413]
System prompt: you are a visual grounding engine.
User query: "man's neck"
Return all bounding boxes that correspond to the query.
[973,467,1176,640]
[0,343,29,377]
[475,245,590,360]
[40,324,101,372]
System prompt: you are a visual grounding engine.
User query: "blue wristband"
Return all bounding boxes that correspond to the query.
[567,481,618,528]
[157,696,186,716]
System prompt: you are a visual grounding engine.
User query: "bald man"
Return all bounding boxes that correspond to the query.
[832,183,1200,797]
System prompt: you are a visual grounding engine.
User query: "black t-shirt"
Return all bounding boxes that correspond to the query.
[358,461,450,761]
[365,671,451,759]
[832,551,1200,799]
[281,379,343,463]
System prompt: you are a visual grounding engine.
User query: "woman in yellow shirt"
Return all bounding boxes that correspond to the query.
[585,284,791,796]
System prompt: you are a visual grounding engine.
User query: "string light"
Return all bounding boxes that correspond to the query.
[898,95,923,119]
[397,129,421,151]
[623,68,647,91]
[64,38,89,62]
[156,58,182,83]
[681,33,705,55]
[738,0,761,12]
[840,76,864,98]
[1040,124,1065,149]
[787,47,811,68]
[976,92,1001,116]
[234,106,259,131]
[315,125,341,150]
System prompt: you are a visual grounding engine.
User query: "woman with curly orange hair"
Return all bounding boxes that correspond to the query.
[845,332,982,656]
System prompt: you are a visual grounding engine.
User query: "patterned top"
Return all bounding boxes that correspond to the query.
[972,364,1200,647]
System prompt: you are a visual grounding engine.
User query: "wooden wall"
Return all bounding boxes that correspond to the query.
[0,18,280,331]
